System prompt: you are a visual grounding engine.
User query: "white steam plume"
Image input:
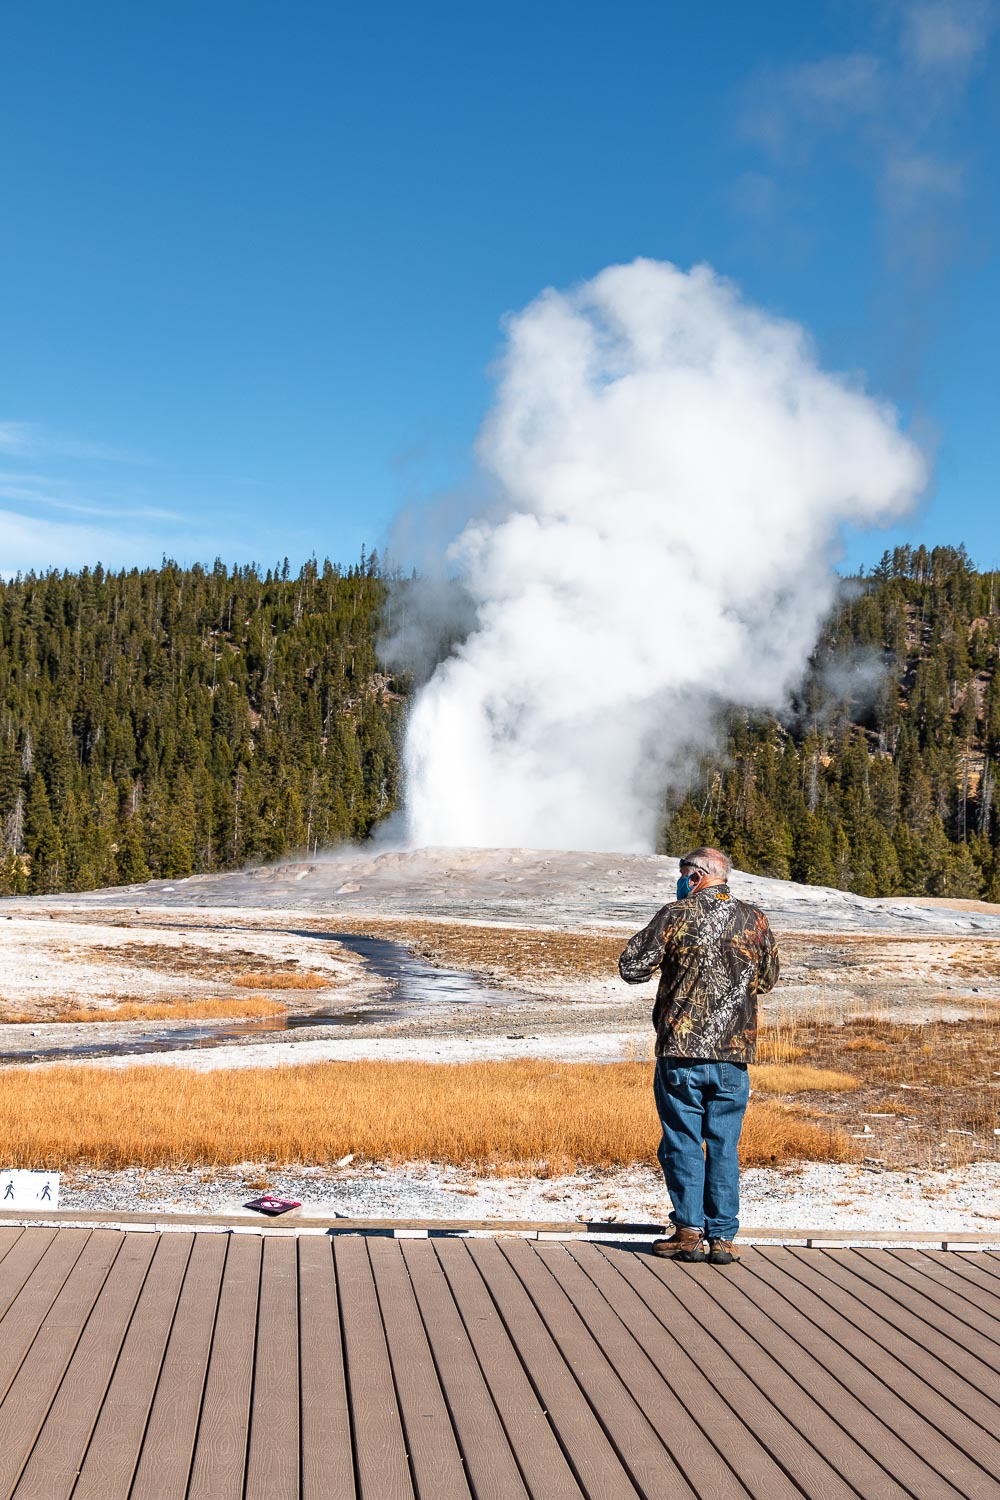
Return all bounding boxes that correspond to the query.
[400,259,926,852]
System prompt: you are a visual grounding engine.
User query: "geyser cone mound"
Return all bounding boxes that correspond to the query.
[17,847,1000,936]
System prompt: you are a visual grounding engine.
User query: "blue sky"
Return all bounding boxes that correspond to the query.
[1,0,997,577]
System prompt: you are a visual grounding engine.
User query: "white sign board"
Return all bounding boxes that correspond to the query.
[0,1170,60,1209]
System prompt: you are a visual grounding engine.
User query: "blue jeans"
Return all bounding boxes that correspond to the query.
[653,1058,750,1240]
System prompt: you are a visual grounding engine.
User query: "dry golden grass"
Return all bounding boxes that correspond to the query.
[755,1024,806,1066]
[739,1102,856,1166]
[0,1059,855,1174]
[813,1011,1000,1089]
[239,971,329,990]
[53,997,286,1023]
[750,1064,860,1093]
[765,1008,1000,1169]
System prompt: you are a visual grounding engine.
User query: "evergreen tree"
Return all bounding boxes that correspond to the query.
[118,812,151,884]
[2,546,1000,900]
[661,550,1000,898]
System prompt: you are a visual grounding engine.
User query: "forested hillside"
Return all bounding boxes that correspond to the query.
[663,545,1000,900]
[0,554,401,894]
[3,543,1000,900]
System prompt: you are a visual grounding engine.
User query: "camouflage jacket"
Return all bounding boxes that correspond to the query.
[618,884,779,1062]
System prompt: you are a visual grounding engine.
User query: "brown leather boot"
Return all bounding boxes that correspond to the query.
[651,1226,705,1262]
[708,1239,740,1265]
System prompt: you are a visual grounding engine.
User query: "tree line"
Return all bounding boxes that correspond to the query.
[3,542,1000,900]
[662,544,1000,900]
[0,553,402,894]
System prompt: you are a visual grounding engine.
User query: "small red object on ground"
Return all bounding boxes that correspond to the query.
[244,1195,302,1216]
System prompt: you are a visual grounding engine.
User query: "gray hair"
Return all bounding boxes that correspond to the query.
[680,847,732,879]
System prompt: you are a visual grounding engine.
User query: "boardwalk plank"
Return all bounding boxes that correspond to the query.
[70,1233,193,1500]
[903,1249,1000,1321]
[0,1226,996,1500]
[245,1235,300,1500]
[469,1236,656,1500]
[368,1239,471,1500]
[740,1247,1000,1499]
[334,1234,414,1500]
[498,1238,699,1500]
[129,1232,228,1500]
[0,1230,123,1500]
[641,1253,916,1500]
[796,1247,1000,1400]
[536,1242,751,1500]
[0,1232,23,1267]
[298,1236,355,1500]
[0,1233,59,1329]
[944,1251,1000,1308]
[857,1248,1000,1357]
[595,1245,861,1500]
[187,1232,263,1500]
[436,1240,586,1500]
[569,1243,807,1500]
[401,1239,527,1500]
[0,1231,90,1405]
[11,1232,159,1499]
[779,1248,1000,1433]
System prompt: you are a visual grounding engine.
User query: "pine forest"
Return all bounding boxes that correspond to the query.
[0,554,401,895]
[2,543,1000,901]
[663,545,1000,902]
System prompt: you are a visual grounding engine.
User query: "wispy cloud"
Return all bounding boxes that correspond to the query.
[0,421,145,465]
[0,472,181,522]
[0,423,34,456]
[883,149,966,210]
[741,53,884,155]
[736,0,994,233]
[0,420,193,575]
[899,0,993,74]
[0,496,265,579]
[0,509,164,576]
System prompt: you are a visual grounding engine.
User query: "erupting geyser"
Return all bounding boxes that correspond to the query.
[397,259,927,852]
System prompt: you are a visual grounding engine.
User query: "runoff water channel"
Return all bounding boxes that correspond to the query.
[0,931,521,1066]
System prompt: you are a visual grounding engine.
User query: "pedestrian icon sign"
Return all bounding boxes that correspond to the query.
[0,1171,60,1210]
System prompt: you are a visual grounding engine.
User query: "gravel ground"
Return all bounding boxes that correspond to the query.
[52,1158,1000,1245]
[5,849,999,1239]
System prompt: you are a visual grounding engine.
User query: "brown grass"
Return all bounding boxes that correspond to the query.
[754,1025,806,1066]
[81,943,331,987]
[239,971,329,990]
[348,919,626,982]
[0,1059,855,1174]
[51,998,286,1024]
[340,920,1000,991]
[750,1064,860,1093]
[759,1009,1000,1169]
[85,942,282,978]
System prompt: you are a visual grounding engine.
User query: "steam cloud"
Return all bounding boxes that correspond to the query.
[395,259,927,853]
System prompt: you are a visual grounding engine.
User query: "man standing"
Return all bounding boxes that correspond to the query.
[619,847,779,1266]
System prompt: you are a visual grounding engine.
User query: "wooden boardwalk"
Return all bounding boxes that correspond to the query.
[0,1228,997,1499]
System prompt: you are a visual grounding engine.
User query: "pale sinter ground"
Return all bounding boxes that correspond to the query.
[1,847,998,1236]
